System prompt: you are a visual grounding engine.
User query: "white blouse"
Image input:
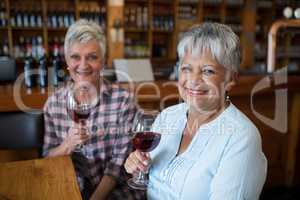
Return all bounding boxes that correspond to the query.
[148,103,267,200]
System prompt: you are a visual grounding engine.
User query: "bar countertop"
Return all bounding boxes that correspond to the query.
[0,75,299,112]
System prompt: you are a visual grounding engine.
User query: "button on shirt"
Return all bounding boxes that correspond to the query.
[148,103,267,200]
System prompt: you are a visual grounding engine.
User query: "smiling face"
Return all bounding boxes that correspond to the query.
[178,50,236,114]
[66,40,103,88]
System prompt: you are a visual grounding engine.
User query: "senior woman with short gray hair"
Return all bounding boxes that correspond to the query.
[43,19,144,200]
[125,22,267,200]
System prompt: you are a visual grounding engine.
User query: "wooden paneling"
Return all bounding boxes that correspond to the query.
[107,3,124,66]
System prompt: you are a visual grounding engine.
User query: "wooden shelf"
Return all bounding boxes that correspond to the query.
[47,27,68,32]
[125,28,148,33]
[203,2,221,8]
[152,1,173,5]
[0,0,298,71]
[178,1,198,6]
[152,29,173,33]
[2,0,109,62]
[151,57,175,62]
[0,27,8,30]
[11,27,43,31]
[125,0,148,4]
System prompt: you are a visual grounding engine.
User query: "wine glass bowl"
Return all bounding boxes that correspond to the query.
[67,95,92,124]
[132,131,161,152]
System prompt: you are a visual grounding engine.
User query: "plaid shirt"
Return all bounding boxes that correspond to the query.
[43,80,145,200]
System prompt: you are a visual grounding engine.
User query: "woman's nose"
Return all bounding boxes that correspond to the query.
[189,71,204,83]
[79,58,88,68]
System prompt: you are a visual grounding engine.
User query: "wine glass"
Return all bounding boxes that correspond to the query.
[66,84,93,152]
[127,109,161,190]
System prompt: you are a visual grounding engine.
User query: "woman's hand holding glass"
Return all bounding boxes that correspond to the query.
[61,126,90,154]
[125,150,151,174]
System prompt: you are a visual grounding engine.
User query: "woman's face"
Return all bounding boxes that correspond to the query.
[66,40,103,87]
[178,50,236,114]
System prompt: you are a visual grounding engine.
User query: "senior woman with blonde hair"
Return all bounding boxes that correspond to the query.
[43,19,144,200]
[125,22,267,200]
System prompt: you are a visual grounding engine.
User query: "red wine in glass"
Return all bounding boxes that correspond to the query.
[132,131,161,152]
[67,106,91,124]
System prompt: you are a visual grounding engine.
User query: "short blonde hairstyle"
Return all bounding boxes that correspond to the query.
[64,19,106,59]
[177,22,241,72]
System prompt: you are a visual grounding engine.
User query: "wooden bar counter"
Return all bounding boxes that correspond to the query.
[0,156,81,200]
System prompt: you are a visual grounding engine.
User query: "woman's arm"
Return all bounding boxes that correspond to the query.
[43,99,89,157]
[47,127,89,157]
[89,175,116,200]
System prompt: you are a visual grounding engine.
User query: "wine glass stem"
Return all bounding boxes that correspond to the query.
[74,120,86,152]
[79,119,86,126]
[135,171,148,184]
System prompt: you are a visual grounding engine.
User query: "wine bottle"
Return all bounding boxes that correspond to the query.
[38,55,47,88]
[24,55,34,88]
[51,52,61,87]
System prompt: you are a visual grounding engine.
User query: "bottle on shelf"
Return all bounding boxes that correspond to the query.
[63,7,71,28]
[38,54,47,88]
[16,6,23,27]
[13,36,27,59]
[178,5,197,21]
[58,7,65,28]
[50,49,62,87]
[51,57,59,87]
[24,53,34,88]
[152,5,174,31]
[10,5,16,27]
[125,5,148,30]
[0,1,7,27]
[9,2,42,28]
[36,6,43,28]
[2,39,9,56]
[100,5,106,29]
[125,38,149,58]
[136,7,143,29]
[142,7,148,30]
[48,3,58,29]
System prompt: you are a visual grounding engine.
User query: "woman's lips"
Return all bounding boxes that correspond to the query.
[75,71,93,76]
[185,88,209,96]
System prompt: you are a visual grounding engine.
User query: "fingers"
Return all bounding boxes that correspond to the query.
[124,150,151,174]
[64,127,90,151]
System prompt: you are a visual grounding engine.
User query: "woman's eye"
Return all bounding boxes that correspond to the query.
[70,55,80,61]
[87,55,98,61]
[181,66,191,73]
[202,68,215,75]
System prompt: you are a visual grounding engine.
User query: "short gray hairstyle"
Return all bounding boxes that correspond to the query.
[177,22,241,72]
[64,19,106,60]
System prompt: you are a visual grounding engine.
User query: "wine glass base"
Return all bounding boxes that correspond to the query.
[73,144,83,152]
[127,178,148,190]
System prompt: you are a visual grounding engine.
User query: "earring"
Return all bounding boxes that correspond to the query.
[225,91,230,102]
[226,95,230,102]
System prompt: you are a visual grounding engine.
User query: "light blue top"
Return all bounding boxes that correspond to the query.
[148,103,267,200]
